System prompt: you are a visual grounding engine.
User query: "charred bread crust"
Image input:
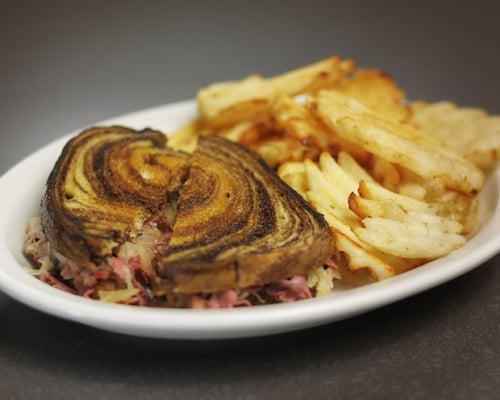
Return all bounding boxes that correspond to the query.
[42,128,334,291]
[41,126,189,267]
[158,136,333,293]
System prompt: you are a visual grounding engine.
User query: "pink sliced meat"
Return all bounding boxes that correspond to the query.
[264,276,312,303]
[188,289,252,309]
[40,273,77,294]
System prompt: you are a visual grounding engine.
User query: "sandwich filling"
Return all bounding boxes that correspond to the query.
[24,216,340,308]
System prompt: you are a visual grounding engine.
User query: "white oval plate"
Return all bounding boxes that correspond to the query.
[0,100,499,339]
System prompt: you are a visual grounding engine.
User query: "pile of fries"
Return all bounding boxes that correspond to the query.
[170,56,500,282]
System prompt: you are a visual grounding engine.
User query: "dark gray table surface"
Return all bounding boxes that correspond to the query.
[1,1,500,399]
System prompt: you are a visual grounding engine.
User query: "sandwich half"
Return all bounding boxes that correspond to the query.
[24,126,334,307]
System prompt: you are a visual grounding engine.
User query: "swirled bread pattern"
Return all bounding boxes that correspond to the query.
[160,136,334,293]
[42,127,333,293]
[42,126,189,266]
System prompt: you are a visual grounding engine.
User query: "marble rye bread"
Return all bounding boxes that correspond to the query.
[41,126,334,293]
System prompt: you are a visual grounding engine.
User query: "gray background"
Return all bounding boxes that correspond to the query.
[1,1,500,399]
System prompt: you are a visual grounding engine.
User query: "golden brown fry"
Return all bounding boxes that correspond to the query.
[305,160,358,223]
[336,69,409,122]
[462,196,479,235]
[353,218,466,259]
[312,91,484,193]
[237,121,319,167]
[333,230,395,280]
[337,151,377,184]
[273,96,371,164]
[252,137,315,168]
[369,157,400,191]
[318,152,359,200]
[358,180,442,215]
[210,121,254,142]
[431,189,478,232]
[349,193,463,234]
[270,57,356,95]
[278,162,309,198]
[272,95,331,147]
[168,120,200,153]
[197,75,273,128]
[197,56,355,128]
[388,168,477,234]
[398,182,427,201]
[410,101,500,169]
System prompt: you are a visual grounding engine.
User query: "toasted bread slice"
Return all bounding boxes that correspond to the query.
[41,126,189,266]
[42,127,334,293]
[159,136,333,293]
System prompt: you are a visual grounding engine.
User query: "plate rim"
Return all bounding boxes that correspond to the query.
[0,100,499,339]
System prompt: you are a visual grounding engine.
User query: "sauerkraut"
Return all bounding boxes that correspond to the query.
[23,217,341,308]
